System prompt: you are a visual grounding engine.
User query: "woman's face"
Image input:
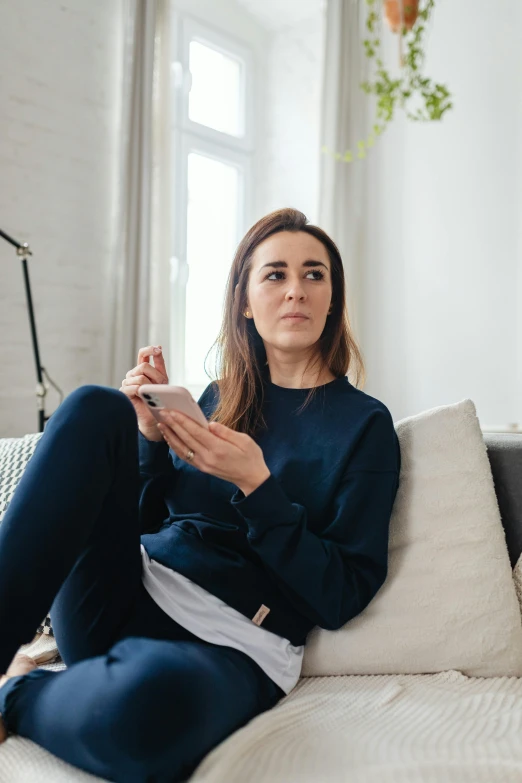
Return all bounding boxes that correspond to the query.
[242,231,333,355]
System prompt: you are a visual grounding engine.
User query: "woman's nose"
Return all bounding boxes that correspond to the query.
[284,283,306,298]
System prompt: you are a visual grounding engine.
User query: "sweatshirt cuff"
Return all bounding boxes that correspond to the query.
[230,473,297,537]
[138,429,170,475]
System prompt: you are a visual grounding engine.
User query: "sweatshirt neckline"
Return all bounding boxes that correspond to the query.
[266,376,348,393]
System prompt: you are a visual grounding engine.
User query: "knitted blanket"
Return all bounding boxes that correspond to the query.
[190,669,522,783]
[2,669,522,782]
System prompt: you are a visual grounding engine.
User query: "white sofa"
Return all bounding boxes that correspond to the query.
[1,398,522,783]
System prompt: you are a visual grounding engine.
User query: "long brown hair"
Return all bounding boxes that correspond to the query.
[204,207,366,437]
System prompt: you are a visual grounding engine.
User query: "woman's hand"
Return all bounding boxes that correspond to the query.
[120,345,168,441]
[157,410,271,496]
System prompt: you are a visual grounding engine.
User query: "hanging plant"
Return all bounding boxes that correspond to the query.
[322,0,453,163]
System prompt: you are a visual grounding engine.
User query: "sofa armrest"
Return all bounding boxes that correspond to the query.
[483,432,522,568]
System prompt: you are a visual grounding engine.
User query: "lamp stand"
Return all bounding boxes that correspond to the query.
[0,227,63,432]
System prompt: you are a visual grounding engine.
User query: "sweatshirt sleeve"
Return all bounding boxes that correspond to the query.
[138,430,176,534]
[229,410,401,631]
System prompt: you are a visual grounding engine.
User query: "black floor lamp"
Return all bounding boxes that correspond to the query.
[0,227,63,432]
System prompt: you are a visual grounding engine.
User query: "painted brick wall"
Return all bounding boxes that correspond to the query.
[0,0,123,436]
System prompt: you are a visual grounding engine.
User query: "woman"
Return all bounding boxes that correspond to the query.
[0,208,401,782]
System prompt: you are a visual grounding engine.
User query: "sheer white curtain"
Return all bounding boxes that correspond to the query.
[318,0,369,341]
[105,0,171,389]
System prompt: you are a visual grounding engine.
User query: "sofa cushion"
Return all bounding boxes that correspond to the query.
[302,398,522,678]
[0,432,54,638]
[3,671,522,783]
[0,434,42,517]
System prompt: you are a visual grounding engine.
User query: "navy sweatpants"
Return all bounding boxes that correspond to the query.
[0,386,284,782]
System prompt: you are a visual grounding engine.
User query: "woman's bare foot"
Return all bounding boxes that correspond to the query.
[0,654,38,743]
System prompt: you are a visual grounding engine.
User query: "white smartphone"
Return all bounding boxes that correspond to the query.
[137,385,209,429]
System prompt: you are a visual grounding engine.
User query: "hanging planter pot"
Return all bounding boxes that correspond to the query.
[383,0,419,33]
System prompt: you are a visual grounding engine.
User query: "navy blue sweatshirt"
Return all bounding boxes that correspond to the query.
[139,375,401,647]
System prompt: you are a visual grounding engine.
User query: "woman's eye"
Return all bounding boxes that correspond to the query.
[265,270,325,281]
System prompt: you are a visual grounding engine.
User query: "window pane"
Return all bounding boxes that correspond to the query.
[188,40,243,137]
[185,153,240,386]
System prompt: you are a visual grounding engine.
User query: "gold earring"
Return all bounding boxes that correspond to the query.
[244,310,251,317]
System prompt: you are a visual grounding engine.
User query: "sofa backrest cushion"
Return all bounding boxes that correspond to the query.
[302,398,522,678]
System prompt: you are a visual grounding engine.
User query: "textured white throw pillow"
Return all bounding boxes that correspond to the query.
[302,398,522,678]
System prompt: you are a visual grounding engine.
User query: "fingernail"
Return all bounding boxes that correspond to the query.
[153,347,161,354]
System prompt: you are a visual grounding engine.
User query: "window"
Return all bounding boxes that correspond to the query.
[169,12,255,400]
[188,41,244,137]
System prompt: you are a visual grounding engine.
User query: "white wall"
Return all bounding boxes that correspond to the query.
[257,12,325,223]
[362,0,522,430]
[0,0,123,436]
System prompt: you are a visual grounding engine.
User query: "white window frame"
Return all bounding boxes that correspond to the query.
[169,9,257,400]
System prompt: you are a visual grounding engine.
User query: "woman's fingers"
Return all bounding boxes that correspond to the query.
[122,375,151,388]
[137,345,161,364]
[135,346,168,383]
[158,425,199,467]
[151,349,168,380]
[126,362,166,385]
[119,383,140,398]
